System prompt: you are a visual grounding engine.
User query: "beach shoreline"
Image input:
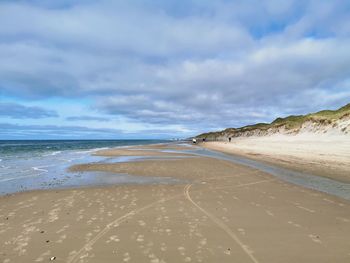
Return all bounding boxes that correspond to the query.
[0,140,172,196]
[1,143,350,262]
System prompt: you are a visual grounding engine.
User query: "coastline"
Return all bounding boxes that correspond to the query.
[1,143,350,262]
[0,140,171,196]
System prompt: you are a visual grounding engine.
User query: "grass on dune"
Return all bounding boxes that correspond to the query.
[197,103,350,139]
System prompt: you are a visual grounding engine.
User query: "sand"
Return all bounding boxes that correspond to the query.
[202,134,350,183]
[1,144,350,262]
[94,145,191,157]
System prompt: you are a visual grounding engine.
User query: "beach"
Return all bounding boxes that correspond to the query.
[201,134,350,184]
[1,143,350,262]
[2,0,350,262]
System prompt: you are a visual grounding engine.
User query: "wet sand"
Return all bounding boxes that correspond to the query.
[94,145,191,157]
[1,144,350,262]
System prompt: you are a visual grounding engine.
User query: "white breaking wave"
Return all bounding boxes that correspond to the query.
[43,151,62,157]
[32,166,49,173]
[73,147,109,154]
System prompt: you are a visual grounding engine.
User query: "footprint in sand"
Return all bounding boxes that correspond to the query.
[199,238,207,246]
[136,234,144,242]
[224,248,231,255]
[35,250,51,262]
[56,234,67,243]
[123,252,131,262]
[178,246,186,256]
[106,235,120,243]
[160,243,167,252]
[148,253,161,263]
[265,210,274,217]
[184,256,192,262]
[238,228,246,236]
[308,234,322,244]
[288,221,301,228]
[138,220,146,227]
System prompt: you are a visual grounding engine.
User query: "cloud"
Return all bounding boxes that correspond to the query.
[0,0,350,136]
[66,115,109,122]
[0,122,183,139]
[0,123,122,139]
[95,38,350,127]
[0,102,58,119]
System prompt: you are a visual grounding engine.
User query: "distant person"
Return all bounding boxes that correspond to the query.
[192,138,197,144]
[203,138,206,142]
[229,137,231,142]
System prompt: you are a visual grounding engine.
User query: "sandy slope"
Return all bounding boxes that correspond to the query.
[202,134,350,183]
[1,144,350,263]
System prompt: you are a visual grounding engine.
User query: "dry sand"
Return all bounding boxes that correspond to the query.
[203,134,350,183]
[1,144,350,262]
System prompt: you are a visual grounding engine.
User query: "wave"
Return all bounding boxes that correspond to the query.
[72,147,110,154]
[43,151,62,157]
[32,166,49,173]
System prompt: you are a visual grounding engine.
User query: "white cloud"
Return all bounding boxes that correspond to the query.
[0,0,349,137]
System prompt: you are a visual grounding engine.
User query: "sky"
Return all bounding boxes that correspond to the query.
[0,0,350,139]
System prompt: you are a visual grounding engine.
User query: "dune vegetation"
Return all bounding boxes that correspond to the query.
[197,103,350,140]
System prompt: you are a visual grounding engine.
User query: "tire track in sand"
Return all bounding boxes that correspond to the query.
[67,185,192,263]
[184,183,262,263]
[68,179,271,263]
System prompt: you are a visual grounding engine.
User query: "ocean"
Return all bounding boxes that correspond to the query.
[0,140,169,195]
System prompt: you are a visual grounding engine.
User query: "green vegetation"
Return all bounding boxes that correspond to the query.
[196,103,350,139]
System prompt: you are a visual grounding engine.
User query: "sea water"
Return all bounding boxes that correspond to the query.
[0,140,172,195]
